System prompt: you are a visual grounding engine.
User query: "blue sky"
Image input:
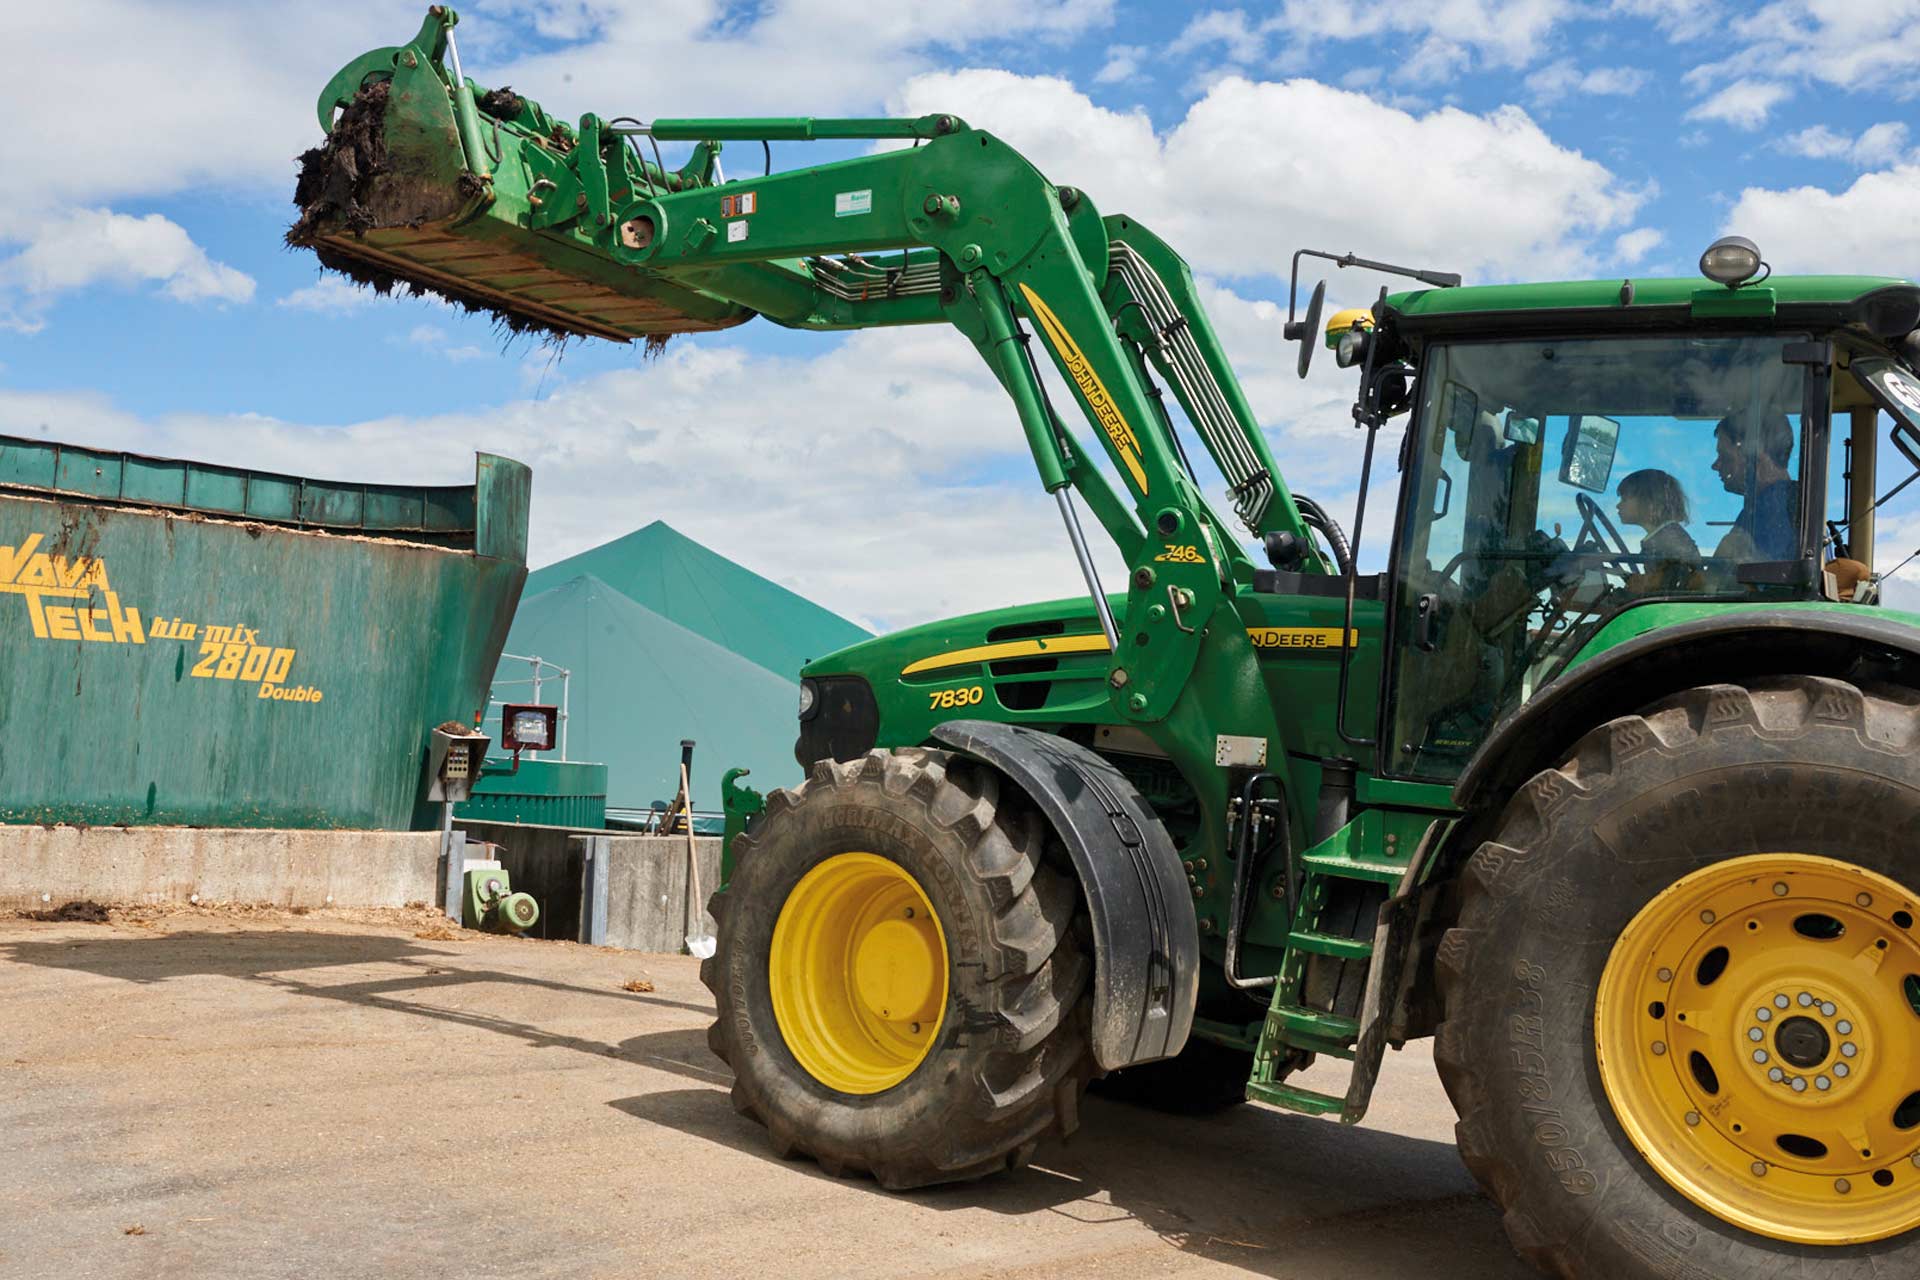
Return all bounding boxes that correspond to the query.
[2,1,1917,628]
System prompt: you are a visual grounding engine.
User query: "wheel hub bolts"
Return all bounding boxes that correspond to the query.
[1775,1016,1831,1068]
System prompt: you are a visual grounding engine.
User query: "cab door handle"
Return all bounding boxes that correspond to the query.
[1414,592,1440,651]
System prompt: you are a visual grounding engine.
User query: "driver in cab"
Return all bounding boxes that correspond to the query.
[1710,410,1800,562]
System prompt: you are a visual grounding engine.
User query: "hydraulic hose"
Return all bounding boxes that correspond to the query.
[1294,495,1353,577]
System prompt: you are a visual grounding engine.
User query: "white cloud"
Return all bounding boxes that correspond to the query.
[1684,78,1791,129]
[1170,10,1267,63]
[1722,164,1920,278]
[1779,124,1856,160]
[0,3,422,210]
[1679,4,1920,123]
[894,70,1647,283]
[1093,45,1146,85]
[475,0,1113,128]
[1254,1,1575,74]
[1402,37,1472,86]
[1853,122,1915,167]
[0,207,254,334]
[278,275,378,314]
[1614,228,1665,264]
[399,324,489,364]
[1526,59,1649,102]
[1719,2,1920,95]
[1780,121,1913,168]
[1608,0,1724,41]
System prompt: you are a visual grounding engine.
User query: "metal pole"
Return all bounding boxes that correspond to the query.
[1056,488,1119,649]
[440,804,463,922]
[529,657,542,758]
[560,667,571,761]
[1850,406,1878,569]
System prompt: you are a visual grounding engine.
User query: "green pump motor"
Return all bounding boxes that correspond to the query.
[464,868,540,934]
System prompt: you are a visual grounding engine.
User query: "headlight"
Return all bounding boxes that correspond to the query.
[797,679,818,720]
[1699,235,1763,287]
[1335,328,1371,369]
[1325,306,1374,368]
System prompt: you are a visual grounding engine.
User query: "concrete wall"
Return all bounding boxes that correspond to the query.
[453,820,721,953]
[1,820,725,956]
[603,835,721,953]
[0,825,440,911]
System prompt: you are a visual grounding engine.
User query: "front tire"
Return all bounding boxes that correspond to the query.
[702,747,1093,1189]
[1436,677,1920,1278]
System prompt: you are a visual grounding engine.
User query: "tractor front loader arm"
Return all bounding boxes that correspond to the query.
[296,11,1302,833]
[609,121,1236,721]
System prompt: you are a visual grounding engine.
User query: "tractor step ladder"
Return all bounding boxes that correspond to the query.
[1245,809,1425,1122]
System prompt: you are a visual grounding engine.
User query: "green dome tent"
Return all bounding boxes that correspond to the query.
[522,521,870,681]
[501,572,818,815]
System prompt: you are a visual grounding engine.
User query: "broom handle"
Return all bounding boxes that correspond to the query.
[680,763,703,933]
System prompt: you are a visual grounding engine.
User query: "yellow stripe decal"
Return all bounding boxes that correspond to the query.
[904,625,1356,677]
[1016,282,1150,496]
[901,633,1111,677]
[1245,626,1358,651]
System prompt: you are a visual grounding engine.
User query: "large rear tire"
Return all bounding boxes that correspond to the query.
[1436,677,1920,1278]
[702,747,1093,1189]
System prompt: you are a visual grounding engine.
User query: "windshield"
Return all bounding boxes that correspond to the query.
[1386,333,1816,779]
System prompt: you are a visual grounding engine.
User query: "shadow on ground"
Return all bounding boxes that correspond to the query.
[0,927,710,1056]
[609,1027,1534,1278]
[3,925,1533,1278]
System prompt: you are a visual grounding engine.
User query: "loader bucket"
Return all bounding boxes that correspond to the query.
[289,10,753,346]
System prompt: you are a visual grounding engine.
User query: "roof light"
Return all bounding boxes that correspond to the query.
[1700,235,1764,288]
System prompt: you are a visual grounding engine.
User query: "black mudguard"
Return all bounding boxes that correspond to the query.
[932,720,1198,1071]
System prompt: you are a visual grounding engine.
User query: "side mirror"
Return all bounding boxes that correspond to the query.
[1894,420,1920,470]
[1284,280,1326,379]
[1440,381,1479,459]
[1560,414,1621,492]
[1503,411,1541,445]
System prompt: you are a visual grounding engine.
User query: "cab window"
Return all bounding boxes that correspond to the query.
[1387,334,1814,779]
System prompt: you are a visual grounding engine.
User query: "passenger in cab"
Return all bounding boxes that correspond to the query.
[1615,468,1698,592]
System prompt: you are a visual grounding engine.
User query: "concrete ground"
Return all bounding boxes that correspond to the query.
[0,909,1534,1280]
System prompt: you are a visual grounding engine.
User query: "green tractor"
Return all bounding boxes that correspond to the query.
[303,13,1920,1275]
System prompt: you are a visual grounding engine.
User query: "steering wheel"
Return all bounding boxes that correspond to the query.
[1573,491,1632,559]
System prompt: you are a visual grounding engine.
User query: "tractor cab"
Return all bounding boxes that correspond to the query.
[1312,244,1920,781]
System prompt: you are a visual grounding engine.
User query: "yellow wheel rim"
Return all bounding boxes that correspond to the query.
[769,852,949,1095]
[1596,853,1920,1244]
